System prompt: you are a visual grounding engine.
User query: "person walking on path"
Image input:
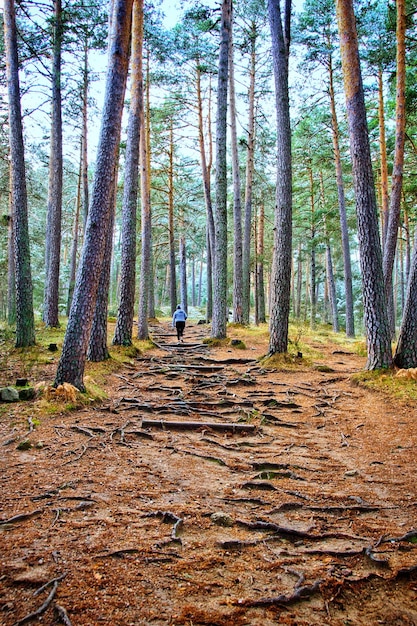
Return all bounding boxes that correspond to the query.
[172,305,187,342]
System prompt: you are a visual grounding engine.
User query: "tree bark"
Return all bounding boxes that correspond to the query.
[242,23,257,324]
[268,0,292,355]
[168,121,177,314]
[66,145,82,316]
[6,211,16,325]
[328,53,355,337]
[113,0,143,346]
[336,0,392,369]
[211,0,231,339]
[255,203,266,324]
[43,0,63,328]
[229,16,243,324]
[55,0,133,389]
[196,63,214,322]
[179,235,188,313]
[137,51,152,340]
[82,41,89,229]
[383,0,406,335]
[378,66,389,248]
[4,0,35,347]
[88,176,117,361]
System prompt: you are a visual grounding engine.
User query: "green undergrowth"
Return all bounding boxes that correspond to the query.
[351,368,417,404]
[259,352,312,371]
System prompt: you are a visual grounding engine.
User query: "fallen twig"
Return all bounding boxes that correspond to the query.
[55,604,72,626]
[236,518,369,542]
[0,509,43,525]
[236,579,322,607]
[13,574,66,626]
[144,511,184,543]
[140,419,257,433]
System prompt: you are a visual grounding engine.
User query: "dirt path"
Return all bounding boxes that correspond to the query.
[1,321,417,625]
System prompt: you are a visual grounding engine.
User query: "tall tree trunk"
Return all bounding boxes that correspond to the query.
[328,53,355,337]
[168,121,177,314]
[82,41,89,229]
[336,0,392,369]
[6,211,16,325]
[394,241,417,367]
[229,16,243,324]
[378,66,389,248]
[383,0,406,335]
[55,0,133,389]
[326,243,339,333]
[137,52,152,340]
[198,259,203,307]
[242,24,257,324]
[88,178,117,361]
[66,145,82,316]
[192,257,196,307]
[256,203,266,324]
[113,0,143,346]
[211,0,231,339]
[179,236,188,313]
[196,63,214,322]
[267,0,292,355]
[4,0,35,347]
[295,243,302,319]
[308,166,316,329]
[43,0,63,328]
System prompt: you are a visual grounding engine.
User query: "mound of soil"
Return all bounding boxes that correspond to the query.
[1,322,416,625]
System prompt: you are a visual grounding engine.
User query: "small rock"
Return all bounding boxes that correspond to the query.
[18,387,35,401]
[210,511,234,527]
[344,469,358,477]
[0,387,19,402]
[17,440,32,451]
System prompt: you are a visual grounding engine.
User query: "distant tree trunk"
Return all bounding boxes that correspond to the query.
[88,178,116,361]
[378,66,389,247]
[198,259,203,307]
[394,242,417,368]
[192,258,196,307]
[113,0,143,346]
[55,0,133,389]
[329,54,354,337]
[295,243,302,319]
[211,0,231,339]
[6,212,16,325]
[326,243,339,333]
[82,41,89,229]
[404,206,411,282]
[229,17,243,324]
[137,53,152,340]
[168,121,177,314]
[196,63,214,322]
[383,0,406,335]
[4,0,35,347]
[267,0,292,355]
[242,24,257,324]
[308,166,316,329]
[336,0,392,369]
[66,147,82,316]
[256,203,266,324]
[148,243,156,319]
[43,0,63,328]
[179,236,188,313]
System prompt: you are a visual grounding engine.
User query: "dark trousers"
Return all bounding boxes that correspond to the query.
[175,321,185,340]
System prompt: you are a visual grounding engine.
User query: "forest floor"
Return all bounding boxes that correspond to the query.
[1,319,417,626]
